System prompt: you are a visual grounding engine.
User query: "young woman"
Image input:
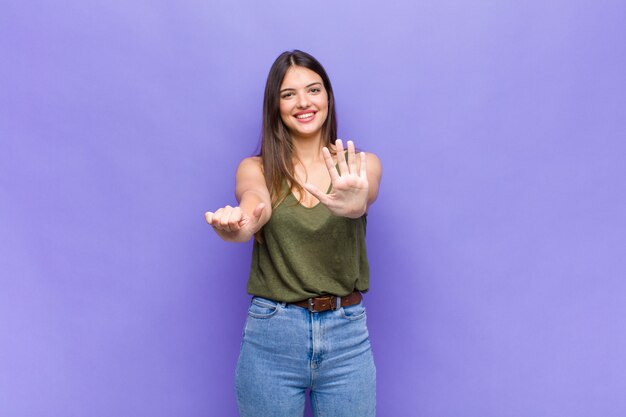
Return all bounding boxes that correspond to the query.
[205,50,382,417]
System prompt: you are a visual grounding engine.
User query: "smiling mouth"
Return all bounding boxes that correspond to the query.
[295,112,315,120]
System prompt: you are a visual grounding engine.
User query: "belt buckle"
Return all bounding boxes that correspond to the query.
[308,296,332,313]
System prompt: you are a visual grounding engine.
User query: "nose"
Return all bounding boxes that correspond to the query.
[295,91,311,108]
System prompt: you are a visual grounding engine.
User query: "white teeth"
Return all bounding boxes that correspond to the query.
[296,113,314,119]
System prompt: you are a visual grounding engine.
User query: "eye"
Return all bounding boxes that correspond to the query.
[281,92,294,99]
[309,87,321,94]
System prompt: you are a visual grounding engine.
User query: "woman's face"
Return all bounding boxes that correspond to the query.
[279,66,328,140]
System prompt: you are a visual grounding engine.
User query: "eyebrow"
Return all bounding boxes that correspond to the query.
[280,82,322,93]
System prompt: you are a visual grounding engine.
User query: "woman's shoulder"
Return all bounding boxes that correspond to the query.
[238,156,263,170]
[236,156,266,184]
[241,155,262,164]
[364,151,381,167]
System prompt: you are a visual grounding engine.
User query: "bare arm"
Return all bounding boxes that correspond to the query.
[205,157,272,242]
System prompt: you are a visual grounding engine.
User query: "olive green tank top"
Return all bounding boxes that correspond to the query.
[247,188,370,303]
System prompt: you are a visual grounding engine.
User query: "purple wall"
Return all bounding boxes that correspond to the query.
[2,1,625,416]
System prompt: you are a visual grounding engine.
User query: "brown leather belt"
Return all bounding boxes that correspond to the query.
[291,291,362,313]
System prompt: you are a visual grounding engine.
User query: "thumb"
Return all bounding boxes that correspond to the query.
[303,183,329,205]
[250,203,265,224]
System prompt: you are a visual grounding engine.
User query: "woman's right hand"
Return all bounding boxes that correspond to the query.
[204,202,266,242]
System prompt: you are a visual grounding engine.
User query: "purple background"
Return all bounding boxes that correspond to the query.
[2,1,625,416]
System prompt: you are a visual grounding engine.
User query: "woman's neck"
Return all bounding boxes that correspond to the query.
[292,135,326,165]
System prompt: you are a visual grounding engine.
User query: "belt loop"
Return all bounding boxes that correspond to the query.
[335,295,341,310]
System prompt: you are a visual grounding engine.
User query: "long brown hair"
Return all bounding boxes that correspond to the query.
[260,50,338,207]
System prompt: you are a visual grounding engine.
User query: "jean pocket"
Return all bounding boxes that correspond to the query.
[247,297,281,319]
[340,301,367,321]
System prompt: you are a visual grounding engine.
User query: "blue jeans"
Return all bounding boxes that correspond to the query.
[235,296,376,417]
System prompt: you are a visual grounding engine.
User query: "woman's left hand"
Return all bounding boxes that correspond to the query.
[303,139,368,218]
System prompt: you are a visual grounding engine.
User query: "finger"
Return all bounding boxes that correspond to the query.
[228,207,242,231]
[360,152,367,179]
[205,211,213,224]
[347,140,357,174]
[322,147,340,183]
[219,206,233,232]
[210,209,225,229]
[335,139,348,176]
[303,183,330,206]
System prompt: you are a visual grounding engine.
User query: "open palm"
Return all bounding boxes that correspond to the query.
[304,139,369,219]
